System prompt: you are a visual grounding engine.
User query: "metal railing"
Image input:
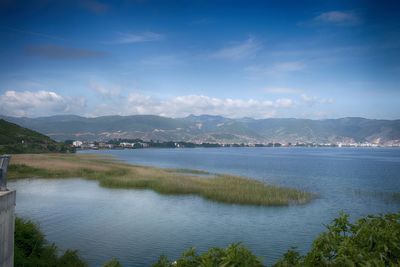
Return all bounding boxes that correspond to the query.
[0,155,11,191]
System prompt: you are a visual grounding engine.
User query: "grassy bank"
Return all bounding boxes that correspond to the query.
[8,154,313,206]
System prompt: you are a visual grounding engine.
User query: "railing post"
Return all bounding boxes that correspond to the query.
[0,155,11,191]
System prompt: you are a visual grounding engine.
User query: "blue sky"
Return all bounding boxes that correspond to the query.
[0,0,399,119]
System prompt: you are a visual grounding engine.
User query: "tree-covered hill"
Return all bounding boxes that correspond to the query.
[0,119,74,154]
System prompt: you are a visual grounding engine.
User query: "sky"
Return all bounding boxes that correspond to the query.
[0,0,399,119]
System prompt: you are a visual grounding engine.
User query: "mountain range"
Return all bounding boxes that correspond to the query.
[1,115,400,145]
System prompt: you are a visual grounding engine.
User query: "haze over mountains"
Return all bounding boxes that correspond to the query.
[2,115,400,146]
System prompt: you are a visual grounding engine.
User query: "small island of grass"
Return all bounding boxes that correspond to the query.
[8,154,314,206]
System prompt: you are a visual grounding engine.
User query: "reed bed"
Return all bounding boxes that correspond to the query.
[8,154,313,206]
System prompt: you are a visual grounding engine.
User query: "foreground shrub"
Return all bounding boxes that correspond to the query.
[153,212,400,267]
[102,258,123,267]
[153,243,264,267]
[14,212,400,266]
[274,212,400,266]
[14,217,87,267]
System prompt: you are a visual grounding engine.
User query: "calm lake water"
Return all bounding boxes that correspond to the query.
[9,147,400,266]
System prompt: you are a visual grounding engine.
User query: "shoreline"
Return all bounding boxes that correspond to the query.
[75,145,400,151]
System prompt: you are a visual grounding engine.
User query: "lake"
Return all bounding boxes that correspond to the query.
[9,147,400,266]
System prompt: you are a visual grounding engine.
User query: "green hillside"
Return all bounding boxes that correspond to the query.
[0,119,74,154]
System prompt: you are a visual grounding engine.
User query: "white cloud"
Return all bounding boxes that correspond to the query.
[107,31,164,44]
[301,94,334,106]
[314,11,360,25]
[90,94,295,118]
[0,90,312,119]
[210,37,261,60]
[275,98,294,108]
[263,87,301,94]
[89,82,120,98]
[0,90,86,117]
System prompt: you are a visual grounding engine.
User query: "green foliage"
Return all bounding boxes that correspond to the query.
[273,249,302,267]
[0,119,75,154]
[13,212,400,267]
[14,217,87,267]
[153,243,264,267]
[102,258,123,267]
[274,212,400,266]
[153,212,400,267]
[8,164,56,179]
[57,250,88,267]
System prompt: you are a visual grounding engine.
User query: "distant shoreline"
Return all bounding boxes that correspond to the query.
[75,144,400,152]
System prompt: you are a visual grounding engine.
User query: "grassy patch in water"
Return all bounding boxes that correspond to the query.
[165,168,211,175]
[8,154,313,206]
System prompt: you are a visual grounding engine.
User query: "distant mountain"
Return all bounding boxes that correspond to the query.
[1,115,400,145]
[0,119,73,153]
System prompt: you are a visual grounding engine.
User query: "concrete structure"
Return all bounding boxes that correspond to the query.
[0,155,15,267]
[0,190,15,267]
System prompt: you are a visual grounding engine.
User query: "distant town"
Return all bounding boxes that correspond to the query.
[69,139,400,150]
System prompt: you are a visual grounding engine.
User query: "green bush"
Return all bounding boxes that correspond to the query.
[14,212,400,266]
[102,258,123,267]
[153,243,263,267]
[274,212,400,266]
[153,212,400,267]
[14,217,87,267]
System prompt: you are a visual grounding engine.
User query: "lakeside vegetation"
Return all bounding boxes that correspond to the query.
[15,212,400,266]
[8,153,313,206]
[15,217,121,267]
[15,217,87,267]
[153,212,400,266]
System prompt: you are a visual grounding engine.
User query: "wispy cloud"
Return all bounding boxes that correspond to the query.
[89,82,120,98]
[141,55,182,66]
[263,87,302,94]
[245,61,305,77]
[314,11,361,25]
[0,90,86,117]
[301,94,334,106]
[210,37,261,60]
[107,31,164,44]
[274,61,305,72]
[0,26,65,41]
[26,44,107,60]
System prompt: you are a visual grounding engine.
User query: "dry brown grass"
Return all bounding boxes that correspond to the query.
[8,153,314,206]
[11,154,111,171]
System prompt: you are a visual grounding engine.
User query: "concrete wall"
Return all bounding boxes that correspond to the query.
[0,190,16,267]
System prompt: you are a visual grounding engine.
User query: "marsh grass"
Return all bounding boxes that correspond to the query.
[165,168,211,175]
[9,154,314,206]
